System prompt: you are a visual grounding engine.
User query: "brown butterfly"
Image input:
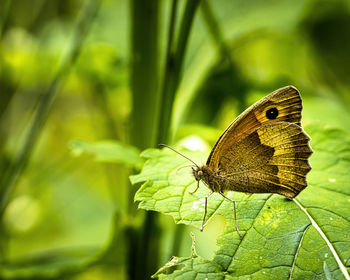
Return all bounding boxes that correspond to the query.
[160,86,312,237]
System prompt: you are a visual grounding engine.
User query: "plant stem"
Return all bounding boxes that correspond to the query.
[159,0,188,261]
[156,0,201,266]
[129,0,161,278]
[157,0,201,144]
[130,0,160,151]
[129,0,201,277]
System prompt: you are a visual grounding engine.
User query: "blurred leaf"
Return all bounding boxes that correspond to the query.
[0,247,98,279]
[172,0,310,131]
[70,140,143,170]
[302,0,350,86]
[132,122,350,279]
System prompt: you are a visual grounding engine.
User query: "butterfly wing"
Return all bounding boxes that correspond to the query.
[207,86,302,168]
[215,122,312,198]
[205,86,312,198]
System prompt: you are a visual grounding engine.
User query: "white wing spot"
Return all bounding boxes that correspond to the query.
[328,178,336,183]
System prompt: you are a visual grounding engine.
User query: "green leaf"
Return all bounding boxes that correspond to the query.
[69,140,143,170]
[0,247,98,279]
[132,123,350,279]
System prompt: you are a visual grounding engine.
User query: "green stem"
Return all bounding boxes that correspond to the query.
[130,0,160,151]
[157,0,201,143]
[129,0,160,279]
[129,1,201,277]
[156,0,201,267]
[160,0,187,260]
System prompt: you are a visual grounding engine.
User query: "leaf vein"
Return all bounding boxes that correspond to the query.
[293,199,350,280]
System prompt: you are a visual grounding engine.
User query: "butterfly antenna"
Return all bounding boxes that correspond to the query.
[158,144,199,169]
[176,164,195,174]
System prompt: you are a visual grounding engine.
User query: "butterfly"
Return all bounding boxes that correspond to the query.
[160,86,312,237]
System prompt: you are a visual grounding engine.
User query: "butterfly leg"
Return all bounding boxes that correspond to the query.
[200,191,213,231]
[189,180,200,194]
[219,193,242,238]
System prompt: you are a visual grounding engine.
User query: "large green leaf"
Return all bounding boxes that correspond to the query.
[131,124,350,279]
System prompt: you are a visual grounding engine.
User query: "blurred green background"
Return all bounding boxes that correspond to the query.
[1,0,350,279]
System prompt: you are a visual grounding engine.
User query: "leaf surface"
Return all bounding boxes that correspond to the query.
[132,124,350,279]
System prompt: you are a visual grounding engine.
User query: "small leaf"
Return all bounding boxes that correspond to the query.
[132,123,350,279]
[69,140,143,169]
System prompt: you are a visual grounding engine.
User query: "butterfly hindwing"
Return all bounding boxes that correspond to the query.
[216,122,312,198]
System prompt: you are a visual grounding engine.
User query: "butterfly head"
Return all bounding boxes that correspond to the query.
[192,167,204,182]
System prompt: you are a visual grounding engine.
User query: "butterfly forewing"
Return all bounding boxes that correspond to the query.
[207,86,302,168]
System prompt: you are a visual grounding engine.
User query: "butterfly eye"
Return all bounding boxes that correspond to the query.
[266,107,279,119]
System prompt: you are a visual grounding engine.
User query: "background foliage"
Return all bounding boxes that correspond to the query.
[0,0,350,279]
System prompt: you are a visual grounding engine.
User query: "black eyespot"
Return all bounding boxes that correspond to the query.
[266,107,279,120]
